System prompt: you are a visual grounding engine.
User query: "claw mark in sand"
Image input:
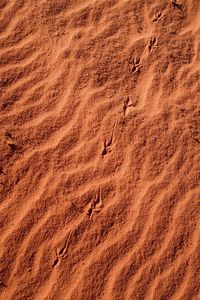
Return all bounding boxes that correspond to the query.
[152,12,162,22]
[194,138,200,144]
[102,121,117,157]
[171,0,183,11]
[52,230,73,268]
[87,187,103,219]
[148,36,158,53]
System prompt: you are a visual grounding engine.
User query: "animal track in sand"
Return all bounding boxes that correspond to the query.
[123,96,137,116]
[148,36,158,53]
[52,230,73,268]
[152,12,163,23]
[171,0,183,11]
[87,187,103,219]
[131,57,142,74]
[101,121,117,157]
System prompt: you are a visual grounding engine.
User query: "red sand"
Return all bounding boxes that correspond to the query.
[0,0,200,299]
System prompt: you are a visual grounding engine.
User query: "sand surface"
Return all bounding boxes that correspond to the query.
[0,0,200,299]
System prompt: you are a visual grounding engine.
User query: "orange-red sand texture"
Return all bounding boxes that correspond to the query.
[0,0,200,299]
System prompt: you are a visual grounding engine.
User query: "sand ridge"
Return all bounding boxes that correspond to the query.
[0,0,200,299]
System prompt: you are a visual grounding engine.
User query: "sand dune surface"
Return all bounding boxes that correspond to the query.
[0,0,200,299]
